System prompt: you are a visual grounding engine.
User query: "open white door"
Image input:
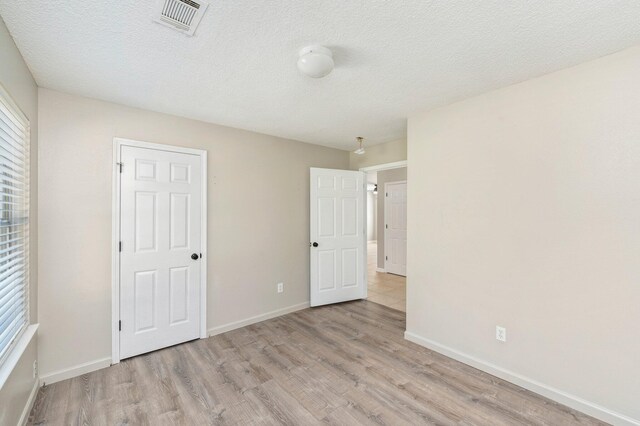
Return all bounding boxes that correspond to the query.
[310,168,367,307]
[384,181,407,276]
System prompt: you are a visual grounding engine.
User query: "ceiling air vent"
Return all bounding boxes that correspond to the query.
[153,0,209,36]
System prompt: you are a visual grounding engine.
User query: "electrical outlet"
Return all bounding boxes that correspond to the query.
[277,282,284,293]
[496,326,507,342]
[33,360,38,378]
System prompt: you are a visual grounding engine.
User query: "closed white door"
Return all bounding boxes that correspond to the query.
[385,181,407,276]
[119,145,202,359]
[310,168,366,307]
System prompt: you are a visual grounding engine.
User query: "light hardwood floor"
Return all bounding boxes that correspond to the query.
[367,241,406,311]
[29,301,604,425]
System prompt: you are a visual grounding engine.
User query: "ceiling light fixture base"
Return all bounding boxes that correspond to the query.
[297,45,334,78]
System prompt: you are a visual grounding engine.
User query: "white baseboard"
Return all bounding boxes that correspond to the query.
[404,331,639,426]
[376,267,386,273]
[208,302,310,337]
[18,377,40,426]
[40,357,112,386]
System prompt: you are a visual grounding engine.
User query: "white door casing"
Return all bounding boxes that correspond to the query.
[113,139,207,361]
[310,168,367,307]
[384,181,407,276]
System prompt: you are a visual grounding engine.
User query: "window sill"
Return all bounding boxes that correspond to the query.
[0,324,38,390]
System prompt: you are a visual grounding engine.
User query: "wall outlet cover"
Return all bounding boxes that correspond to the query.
[496,326,507,342]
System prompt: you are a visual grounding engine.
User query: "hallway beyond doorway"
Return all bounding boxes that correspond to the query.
[367,241,406,311]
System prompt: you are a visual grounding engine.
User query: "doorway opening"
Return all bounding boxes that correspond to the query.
[362,161,407,312]
[308,164,404,311]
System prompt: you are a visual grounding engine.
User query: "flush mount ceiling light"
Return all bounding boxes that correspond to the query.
[353,137,366,155]
[297,45,334,78]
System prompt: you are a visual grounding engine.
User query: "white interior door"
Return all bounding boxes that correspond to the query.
[385,181,407,276]
[119,145,202,359]
[310,168,366,307]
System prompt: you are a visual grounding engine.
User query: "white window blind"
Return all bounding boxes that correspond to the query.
[0,86,29,366]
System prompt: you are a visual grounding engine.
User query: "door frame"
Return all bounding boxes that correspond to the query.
[359,160,407,174]
[384,180,407,275]
[111,137,208,364]
[359,160,407,273]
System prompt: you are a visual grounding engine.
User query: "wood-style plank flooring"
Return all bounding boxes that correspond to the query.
[367,241,406,311]
[29,301,605,425]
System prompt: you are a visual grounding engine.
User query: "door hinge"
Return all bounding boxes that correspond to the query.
[386,192,388,197]
[385,224,388,229]
[119,241,122,252]
[386,256,388,260]
[118,320,121,331]
[117,162,123,173]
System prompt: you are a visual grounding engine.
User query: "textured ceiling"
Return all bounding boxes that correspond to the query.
[1,1,639,150]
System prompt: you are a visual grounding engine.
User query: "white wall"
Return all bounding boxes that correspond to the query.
[366,191,377,241]
[407,46,640,423]
[0,15,39,426]
[37,89,349,379]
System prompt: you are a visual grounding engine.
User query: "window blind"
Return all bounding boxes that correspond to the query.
[0,86,29,366]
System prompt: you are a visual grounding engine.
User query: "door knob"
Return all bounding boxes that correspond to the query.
[311,242,319,247]
[191,253,199,260]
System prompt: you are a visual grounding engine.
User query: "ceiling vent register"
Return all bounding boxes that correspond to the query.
[153,0,209,36]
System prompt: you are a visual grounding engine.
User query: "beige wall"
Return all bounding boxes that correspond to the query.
[37,88,349,378]
[407,46,640,422]
[366,191,377,241]
[376,167,407,269]
[349,138,406,170]
[0,15,39,426]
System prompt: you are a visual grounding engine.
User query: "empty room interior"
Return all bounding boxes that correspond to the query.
[0,1,639,425]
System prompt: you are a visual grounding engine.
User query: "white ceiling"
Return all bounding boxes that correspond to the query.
[1,1,639,150]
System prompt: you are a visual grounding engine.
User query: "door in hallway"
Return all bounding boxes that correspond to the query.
[384,181,407,276]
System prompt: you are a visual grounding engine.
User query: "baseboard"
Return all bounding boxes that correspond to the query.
[18,377,40,426]
[376,267,386,273]
[404,331,639,426]
[40,357,112,386]
[208,302,310,337]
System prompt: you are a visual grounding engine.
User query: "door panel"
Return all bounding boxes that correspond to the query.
[170,193,190,249]
[318,198,336,237]
[341,248,358,287]
[318,250,336,291]
[120,145,202,359]
[385,181,407,276]
[134,270,156,332]
[135,192,157,252]
[310,168,366,307]
[169,267,189,324]
[342,198,358,236]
